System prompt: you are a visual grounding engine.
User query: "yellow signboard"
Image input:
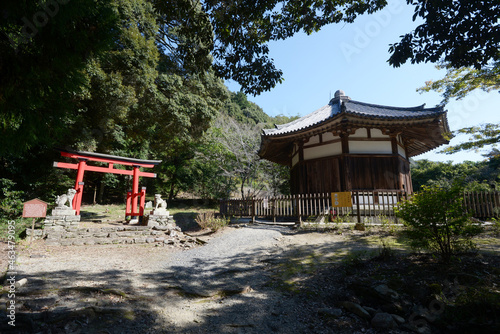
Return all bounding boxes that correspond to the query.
[331,192,352,207]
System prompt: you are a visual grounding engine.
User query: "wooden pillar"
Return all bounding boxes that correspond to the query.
[391,134,403,191]
[73,158,87,215]
[132,165,140,215]
[340,130,351,191]
[139,186,146,216]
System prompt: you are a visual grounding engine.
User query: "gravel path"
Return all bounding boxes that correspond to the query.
[12,224,318,333]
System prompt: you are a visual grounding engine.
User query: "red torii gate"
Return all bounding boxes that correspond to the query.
[53,148,162,217]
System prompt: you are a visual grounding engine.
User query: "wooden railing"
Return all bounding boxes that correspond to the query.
[220,190,407,224]
[220,190,500,223]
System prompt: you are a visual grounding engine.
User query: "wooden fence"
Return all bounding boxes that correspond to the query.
[220,190,500,224]
[464,191,500,219]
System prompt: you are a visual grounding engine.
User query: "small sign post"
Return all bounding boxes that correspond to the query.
[22,199,48,244]
[331,192,352,208]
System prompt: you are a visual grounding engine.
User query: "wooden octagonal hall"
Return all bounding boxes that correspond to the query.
[258,90,450,194]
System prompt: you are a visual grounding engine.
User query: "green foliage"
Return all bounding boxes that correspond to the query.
[224,92,270,125]
[389,1,499,69]
[395,183,483,261]
[0,179,24,220]
[440,124,500,156]
[0,0,119,155]
[418,61,500,105]
[195,212,229,231]
[411,158,500,192]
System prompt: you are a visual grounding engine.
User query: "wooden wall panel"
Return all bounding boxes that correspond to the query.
[291,155,410,194]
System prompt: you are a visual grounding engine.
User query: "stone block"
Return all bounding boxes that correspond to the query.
[72,239,85,246]
[26,229,44,237]
[84,239,96,245]
[134,237,146,244]
[60,239,74,246]
[96,238,112,245]
[64,215,81,222]
[62,232,77,239]
[51,209,76,216]
[150,209,169,216]
[146,220,159,227]
[93,232,109,238]
[45,240,61,246]
[44,226,64,232]
[111,238,124,244]
[46,233,62,240]
[145,237,155,243]
[123,238,135,244]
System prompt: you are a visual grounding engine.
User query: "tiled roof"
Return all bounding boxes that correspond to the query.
[263,93,445,136]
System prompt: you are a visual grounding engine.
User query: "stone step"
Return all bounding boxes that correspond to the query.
[43,234,198,247]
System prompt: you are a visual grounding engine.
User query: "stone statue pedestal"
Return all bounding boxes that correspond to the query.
[44,208,80,228]
[151,208,169,216]
[51,208,77,216]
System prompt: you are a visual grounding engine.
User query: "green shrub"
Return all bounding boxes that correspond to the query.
[395,183,483,261]
[195,212,229,231]
[0,178,24,220]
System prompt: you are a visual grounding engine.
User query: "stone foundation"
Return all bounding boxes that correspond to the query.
[43,214,81,228]
[145,213,176,227]
[26,224,197,247]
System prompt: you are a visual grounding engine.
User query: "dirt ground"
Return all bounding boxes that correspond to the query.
[1,222,499,333]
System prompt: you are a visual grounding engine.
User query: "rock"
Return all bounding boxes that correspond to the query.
[364,306,378,317]
[145,237,155,243]
[15,278,28,289]
[371,312,397,329]
[354,223,365,231]
[318,307,342,319]
[373,284,399,300]
[391,314,405,325]
[341,301,371,320]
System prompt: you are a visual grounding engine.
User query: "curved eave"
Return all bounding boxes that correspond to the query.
[258,112,450,164]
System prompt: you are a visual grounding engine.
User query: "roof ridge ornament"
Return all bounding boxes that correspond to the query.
[329,89,351,105]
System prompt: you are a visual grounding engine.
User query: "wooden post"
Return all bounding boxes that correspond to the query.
[252,198,256,224]
[297,194,302,227]
[272,197,276,223]
[131,166,140,216]
[356,191,361,224]
[73,158,87,214]
[30,217,35,245]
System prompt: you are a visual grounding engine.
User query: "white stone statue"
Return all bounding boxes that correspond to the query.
[55,188,77,209]
[154,194,167,210]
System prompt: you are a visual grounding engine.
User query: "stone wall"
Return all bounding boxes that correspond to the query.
[26,225,198,248]
[43,214,81,228]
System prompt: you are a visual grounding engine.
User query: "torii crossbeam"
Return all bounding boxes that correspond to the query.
[53,148,162,217]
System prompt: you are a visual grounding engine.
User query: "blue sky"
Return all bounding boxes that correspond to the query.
[226,0,499,164]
